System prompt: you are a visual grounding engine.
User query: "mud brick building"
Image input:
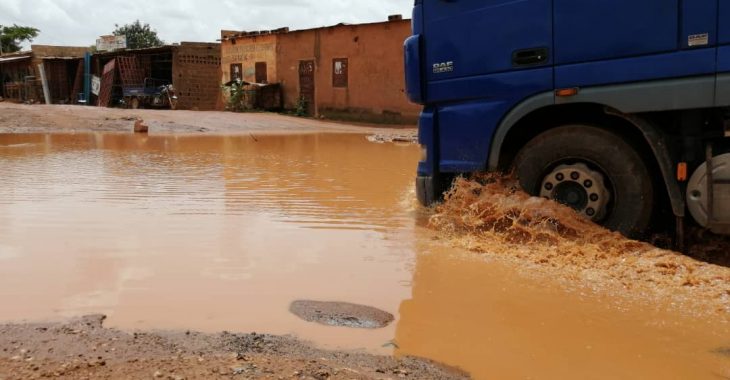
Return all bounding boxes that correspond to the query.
[221,17,420,124]
[173,43,223,110]
[91,42,222,110]
[0,45,89,103]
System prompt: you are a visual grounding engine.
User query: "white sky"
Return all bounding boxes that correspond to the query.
[0,0,413,49]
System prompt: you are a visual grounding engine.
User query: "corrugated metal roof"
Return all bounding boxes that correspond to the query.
[41,56,83,60]
[92,45,175,57]
[220,18,411,41]
[0,55,32,64]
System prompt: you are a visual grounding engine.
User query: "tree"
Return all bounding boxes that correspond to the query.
[113,20,164,50]
[0,24,40,54]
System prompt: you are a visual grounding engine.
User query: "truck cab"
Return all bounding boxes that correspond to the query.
[406,0,730,238]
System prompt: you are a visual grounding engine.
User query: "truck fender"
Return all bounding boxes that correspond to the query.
[603,109,686,218]
[487,92,554,172]
[488,95,686,218]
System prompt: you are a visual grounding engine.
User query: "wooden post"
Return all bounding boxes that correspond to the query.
[38,63,51,105]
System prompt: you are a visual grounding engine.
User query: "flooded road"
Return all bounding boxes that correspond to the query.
[396,247,729,379]
[0,133,728,379]
[0,133,418,352]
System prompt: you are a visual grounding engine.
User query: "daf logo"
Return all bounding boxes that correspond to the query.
[433,61,454,74]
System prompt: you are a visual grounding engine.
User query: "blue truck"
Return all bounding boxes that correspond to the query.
[405,0,730,241]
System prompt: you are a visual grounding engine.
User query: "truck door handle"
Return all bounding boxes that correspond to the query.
[512,47,549,67]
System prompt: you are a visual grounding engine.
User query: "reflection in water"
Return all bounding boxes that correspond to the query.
[0,133,420,352]
[395,245,730,379]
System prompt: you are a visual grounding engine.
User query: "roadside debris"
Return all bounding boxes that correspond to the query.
[289,301,395,329]
[133,119,149,133]
[367,133,417,144]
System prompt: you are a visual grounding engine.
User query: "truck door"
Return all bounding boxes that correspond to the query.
[422,0,553,103]
[554,0,717,89]
[421,0,553,172]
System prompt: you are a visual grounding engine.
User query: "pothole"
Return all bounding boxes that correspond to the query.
[289,301,394,329]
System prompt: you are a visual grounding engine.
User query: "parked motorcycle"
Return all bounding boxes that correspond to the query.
[120,80,178,110]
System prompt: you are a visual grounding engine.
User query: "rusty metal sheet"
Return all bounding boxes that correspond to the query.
[298,60,315,115]
[97,59,116,107]
[70,60,84,102]
[332,58,348,88]
[45,60,69,103]
[116,56,144,87]
[255,62,267,83]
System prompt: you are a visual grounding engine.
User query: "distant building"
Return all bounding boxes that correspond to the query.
[0,45,89,103]
[220,17,420,124]
[90,42,222,111]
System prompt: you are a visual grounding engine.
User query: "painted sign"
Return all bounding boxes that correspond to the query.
[91,75,101,96]
[96,35,127,52]
[222,43,275,63]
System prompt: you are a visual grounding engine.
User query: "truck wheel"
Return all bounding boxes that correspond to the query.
[513,125,654,237]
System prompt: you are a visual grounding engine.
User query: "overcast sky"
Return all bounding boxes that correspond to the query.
[1,0,413,49]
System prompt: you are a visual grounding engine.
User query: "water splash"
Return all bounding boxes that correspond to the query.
[429,174,730,315]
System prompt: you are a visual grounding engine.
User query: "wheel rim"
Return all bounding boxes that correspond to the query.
[539,163,611,221]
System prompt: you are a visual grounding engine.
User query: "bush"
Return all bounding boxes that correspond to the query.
[295,96,309,117]
[222,80,247,112]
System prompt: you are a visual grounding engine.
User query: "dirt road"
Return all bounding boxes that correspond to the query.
[0,103,416,137]
[0,315,464,380]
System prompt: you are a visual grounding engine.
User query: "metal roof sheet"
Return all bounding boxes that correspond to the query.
[41,56,83,60]
[0,55,32,64]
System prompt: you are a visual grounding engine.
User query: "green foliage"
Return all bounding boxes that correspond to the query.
[0,24,40,54]
[223,80,245,112]
[295,96,309,117]
[113,20,164,50]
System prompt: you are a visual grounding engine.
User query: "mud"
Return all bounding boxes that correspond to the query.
[687,229,730,267]
[429,174,730,316]
[0,103,415,136]
[289,301,394,329]
[0,315,466,380]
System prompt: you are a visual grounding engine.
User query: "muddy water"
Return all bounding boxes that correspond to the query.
[396,246,729,379]
[0,133,417,352]
[0,133,728,379]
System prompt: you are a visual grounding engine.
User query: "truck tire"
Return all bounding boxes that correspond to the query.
[513,125,654,237]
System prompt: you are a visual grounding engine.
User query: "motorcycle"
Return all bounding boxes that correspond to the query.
[120,80,178,110]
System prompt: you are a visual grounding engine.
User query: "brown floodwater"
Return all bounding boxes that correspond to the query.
[0,133,727,379]
[396,246,729,379]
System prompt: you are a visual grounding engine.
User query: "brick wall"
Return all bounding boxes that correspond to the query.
[172,42,222,111]
[275,20,420,124]
[31,45,88,74]
[219,21,419,124]
[220,34,278,84]
[31,45,89,59]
